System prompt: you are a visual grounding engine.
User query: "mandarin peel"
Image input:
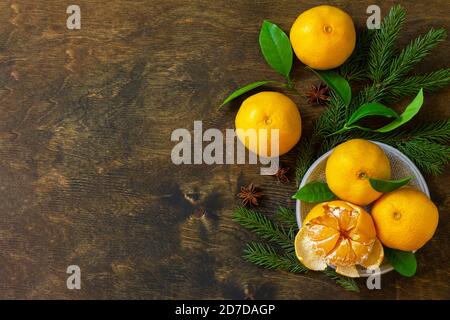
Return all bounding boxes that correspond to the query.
[295,201,384,277]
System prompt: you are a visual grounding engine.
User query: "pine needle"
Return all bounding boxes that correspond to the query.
[244,244,359,292]
[408,120,450,143]
[386,68,450,101]
[322,268,360,293]
[233,207,294,253]
[276,207,298,231]
[385,28,447,84]
[357,120,450,174]
[315,93,348,137]
[295,136,317,183]
[340,28,374,82]
[397,140,450,175]
[368,4,406,82]
[243,242,308,273]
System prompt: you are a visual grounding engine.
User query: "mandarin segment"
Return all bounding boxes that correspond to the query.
[295,227,327,271]
[327,238,357,266]
[348,207,377,245]
[360,239,384,269]
[350,240,373,264]
[308,210,339,230]
[335,265,360,278]
[306,223,341,256]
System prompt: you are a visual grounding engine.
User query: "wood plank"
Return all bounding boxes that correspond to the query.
[0,0,448,299]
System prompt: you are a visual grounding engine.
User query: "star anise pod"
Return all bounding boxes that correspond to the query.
[237,183,263,207]
[273,167,290,183]
[305,83,330,105]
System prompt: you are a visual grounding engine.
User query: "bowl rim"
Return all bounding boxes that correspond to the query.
[295,141,429,277]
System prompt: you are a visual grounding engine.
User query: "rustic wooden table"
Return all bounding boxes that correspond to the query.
[0,0,448,299]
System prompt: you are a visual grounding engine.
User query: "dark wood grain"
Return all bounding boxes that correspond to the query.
[0,0,448,299]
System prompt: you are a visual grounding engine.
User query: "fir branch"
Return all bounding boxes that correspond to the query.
[322,268,360,293]
[396,140,450,175]
[340,28,374,82]
[244,243,360,292]
[385,68,450,101]
[368,4,406,82]
[319,132,357,155]
[351,83,387,112]
[315,93,348,137]
[276,207,298,231]
[353,120,450,174]
[407,120,450,143]
[385,28,447,84]
[233,207,294,253]
[295,136,317,183]
[243,242,307,273]
[371,120,450,144]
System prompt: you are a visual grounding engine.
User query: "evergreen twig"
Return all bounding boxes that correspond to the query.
[406,120,450,143]
[233,207,294,253]
[243,242,308,273]
[385,69,450,101]
[295,136,317,183]
[322,268,360,293]
[276,207,298,232]
[368,4,406,82]
[355,120,450,174]
[385,28,447,84]
[397,140,450,175]
[340,28,373,82]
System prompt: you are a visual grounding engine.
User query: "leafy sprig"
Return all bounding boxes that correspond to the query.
[369,176,412,192]
[243,242,307,273]
[276,207,298,231]
[357,120,450,175]
[330,88,424,135]
[233,206,294,253]
[368,4,406,82]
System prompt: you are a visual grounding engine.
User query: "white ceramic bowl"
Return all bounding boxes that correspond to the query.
[296,141,429,277]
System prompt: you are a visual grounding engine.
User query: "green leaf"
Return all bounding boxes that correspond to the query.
[385,247,417,277]
[310,69,352,106]
[220,81,275,107]
[292,181,336,203]
[369,176,412,192]
[347,102,399,126]
[375,88,424,132]
[259,21,293,78]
